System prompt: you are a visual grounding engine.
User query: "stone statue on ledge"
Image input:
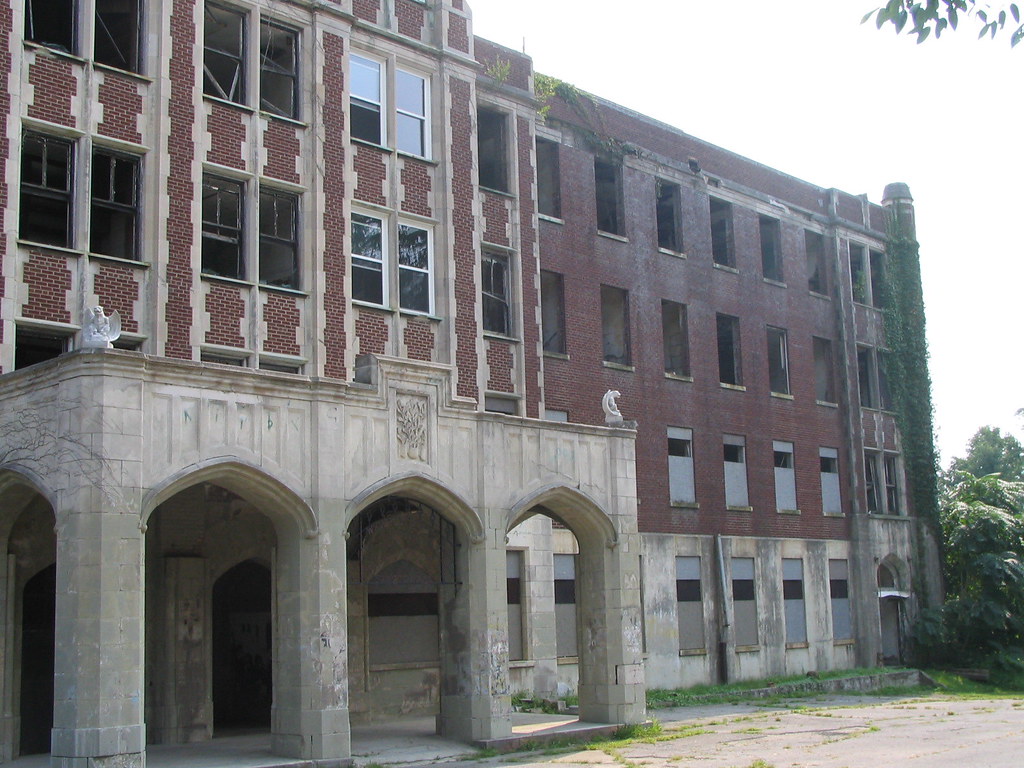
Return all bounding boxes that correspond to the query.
[602,390,637,429]
[82,305,122,349]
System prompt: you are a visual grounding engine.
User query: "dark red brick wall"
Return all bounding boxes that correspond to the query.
[447,13,469,53]
[263,119,301,184]
[486,339,514,393]
[400,159,432,217]
[404,317,435,361]
[516,116,541,418]
[0,0,10,365]
[354,144,387,206]
[352,0,379,23]
[205,283,246,348]
[27,54,76,128]
[164,0,197,359]
[474,38,532,91]
[206,101,247,170]
[93,264,140,333]
[263,292,301,356]
[395,0,426,40]
[22,251,71,323]
[448,77,478,400]
[321,33,347,378]
[355,309,389,355]
[97,73,143,143]
[482,191,510,246]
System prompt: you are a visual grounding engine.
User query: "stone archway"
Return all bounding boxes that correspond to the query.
[877,560,907,665]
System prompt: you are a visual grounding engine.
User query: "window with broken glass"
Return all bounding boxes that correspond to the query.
[20,133,75,248]
[204,3,246,104]
[201,175,244,280]
[90,149,140,260]
[481,251,511,336]
[259,20,298,118]
[95,0,141,72]
[259,189,299,288]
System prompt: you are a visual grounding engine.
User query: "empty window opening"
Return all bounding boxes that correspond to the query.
[536,138,561,218]
[783,558,807,644]
[25,0,74,53]
[484,394,518,415]
[759,216,783,282]
[20,133,74,248]
[813,337,836,403]
[774,440,797,512]
[849,242,868,303]
[857,345,877,408]
[594,158,623,235]
[481,252,510,335]
[709,197,734,267]
[766,326,790,395]
[395,69,428,156]
[506,551,525,661]
[805,230,827,294]
[656,180,681,251]
[731,557,758,646]
[877,350,893,410]
[829,559,851,640]
[204,3,246,104]
[554,553,578,657]
[350,54,383,145]
[676,556,704,651]
[351,213,385,305]
[259,189,298,288]
[869,249,886,307]
[884,455,902,515]
[202,175,244,279]
[723,435,749,508]
[820,447,842,514]
[716,313,742,386]
[259,21,298,118]
[540,270,565,354]
[398,223,431,313]
[600,285,630,365]
[477,107,508,192]
[865,451,882,513]
[90,149,140,260]
[95,0,141,72]
[661,300,690,377]
[667,427,695,505]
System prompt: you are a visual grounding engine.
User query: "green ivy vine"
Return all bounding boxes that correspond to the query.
[533,73,641,160]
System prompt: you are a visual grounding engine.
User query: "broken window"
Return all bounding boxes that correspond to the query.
[259,188,298,288]
[25,0,75,54]
[661,300,690,377]
[766,326,790,395]
[667,427,695,505]
[350,54,383,145]
[540,270,565,354]
[857,345,877,408]
[774,441,797,512]
[15,327,71,370]
[805,230,827,294]
[676,556,704,651]
[759,216,783,282]
[600,285,630,365]
[820,447,842,514]
[813,336,836,403]
[864,451,882,513]
[95,0,141,72]
[594,158,623,236]
[723,434,749,508]
[731,557,758,646]
[536,138,561,218]
[709,197,734,267]
[259,20,298,118]
[20,133,74,248]
[396,69,429,156]
[829,559,851,640]
[506,551,525,661]
[783,558,807,644]
[869,249,886,307]
[554,554,578,657]
[398,223,432,313]
[204,3,246,104]
[477,107,508,192]
[481,251,510,335]
[877,350,893,410]
[656,180,681,251]
[90,149,140,260]
[884,455,902,515]
[201,175,244,279]
[716,313,742,386]
[352,212,385,305]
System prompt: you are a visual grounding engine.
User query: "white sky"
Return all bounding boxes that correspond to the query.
[468,0,1024,466]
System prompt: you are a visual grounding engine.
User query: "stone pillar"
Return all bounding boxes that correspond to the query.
[882,182,915,238]
[51,508,145,768]
[0,553,14,762]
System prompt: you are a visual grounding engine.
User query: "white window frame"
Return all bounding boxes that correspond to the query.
[351,212,433,314]
[397,220,433,314]
[395,68,430,158]
[351,211,387,307]
[350,53,386,146]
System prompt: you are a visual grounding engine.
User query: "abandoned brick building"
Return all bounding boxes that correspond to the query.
[0,0,939,765]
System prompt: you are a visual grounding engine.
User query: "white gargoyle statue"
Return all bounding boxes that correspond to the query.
[602,389,623,425]
[82,305,122,349]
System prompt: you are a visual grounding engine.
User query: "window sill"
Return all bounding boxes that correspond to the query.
[719,382,746,392]
[853,299,883,311]
[809,290,831,300]
[659,247,687,259]
[479,185,515,198]
[770,392,794,401]
[88,252,150,269]
[24,41,87,66]
[679,648,707,657]
[543,351,569,361]
[201,273,254,288]
[763,278,787,288]
[352,300,394,313]
[18,240,84,258]
[261,110,307,129]
[539,213,564,225]
[508,660,535,669]
[596,230,628,243]
[833,639,855,647]
[868,512,910,521]
[201,343,253,362]
[93,61,152,83]
[369,661,439,672]
[726,505,753,513]
[713,262,739,274]
[203,94,254,115]
[816,400,839,408]
[259,283,308,297]
[823,512,846,518]
[735,644,761,654]
[777,508,801,516]
[556,656,579,665]
[671,501,699,509]
[399,308,441,321]
[785,642,810,650]
[396,148,435,164]
[351,137,392,153]
[664,372,693,383]
[483,331,520,343]
[602,361,635,372]
[15,317,79,334]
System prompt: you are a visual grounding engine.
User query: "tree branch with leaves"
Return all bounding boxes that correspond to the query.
[865,1,1024,46]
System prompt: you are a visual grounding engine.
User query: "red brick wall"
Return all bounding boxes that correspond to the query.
[0,0,10,364]
[27,54,76,128]
[263,119,301,184]
[352,0,380,23]
[93,264,140,333]
[516,116,541,418]
[205,283,246,348]
[395,0,426,40]
[263,292,301,356]
[403,317,435,361]
[448,77,478,400]
[21,251,71,323]
[164,0,197,359]
[474,38,532,91]
[355,309,389,356]
[206,101,247,170]
[399,159,432,217]
[447,13,469,53]
[321,33,347,378]
[481,191,510,246]
[97,72,143,143]
[486,339,514,393]
[353,144,387,206]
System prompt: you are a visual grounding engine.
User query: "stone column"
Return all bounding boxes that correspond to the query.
[51,507,145,768]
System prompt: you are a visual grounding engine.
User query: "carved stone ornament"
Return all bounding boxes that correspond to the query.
[82,305,122,349]
[602,389,623,424]
[396,394,428,462]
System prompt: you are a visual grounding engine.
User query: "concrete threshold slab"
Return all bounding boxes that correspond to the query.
[476,715,623,753]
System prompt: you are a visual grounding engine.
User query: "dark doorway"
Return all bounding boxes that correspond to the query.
[20,564,56,755]
[212,560,272,732]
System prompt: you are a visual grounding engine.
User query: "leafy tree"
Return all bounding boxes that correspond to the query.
[949,426,1024,482]
[865,1,1024,46]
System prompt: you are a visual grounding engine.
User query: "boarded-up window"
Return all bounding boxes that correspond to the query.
[554,554,578,657]
[829,559,851,640]
[774,440,797,512]
[676,556,704,651]
[506,551,524,661]
[723,435,749,508]
[783,558,806,643]
[732,557,758,646]
[668,427,695,505]
[820,448,842,514]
